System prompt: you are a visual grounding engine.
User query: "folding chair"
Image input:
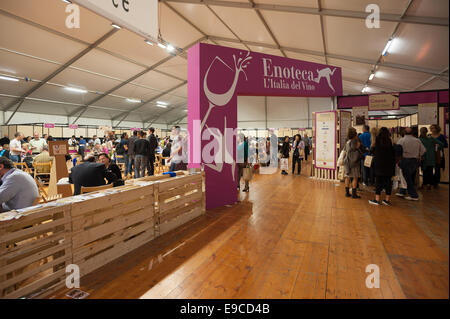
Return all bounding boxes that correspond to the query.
[33,162,52,186]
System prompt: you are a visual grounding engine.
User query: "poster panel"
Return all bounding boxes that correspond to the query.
[339,111,352,147]
[418,103,438,125]
[411,113,418,126]
[369,93,399,111]
[315,111,336,170]
[352,106,369,126]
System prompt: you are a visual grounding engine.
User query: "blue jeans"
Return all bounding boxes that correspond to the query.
[399,158,419,198]
[118,154,127,174]
[127,155,134,176]
[169,161,177,172]
[134,155,147,179]
[10,155,20,163]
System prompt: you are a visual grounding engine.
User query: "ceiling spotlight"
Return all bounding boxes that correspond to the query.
[369,72,375,81]
[111,23,121,29]
[382,38,394,56]
[156,104,168,108]
[126,98,141,103]
[65,87,87,94]
[157,43,166,49]
[0,75,19,82]
[166,44,175,52]
[61,0,71,3]
[156,101,169,106]
[145,40,153,46]
[362,85,368,93]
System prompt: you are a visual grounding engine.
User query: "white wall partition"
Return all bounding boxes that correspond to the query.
[237,96,333,129]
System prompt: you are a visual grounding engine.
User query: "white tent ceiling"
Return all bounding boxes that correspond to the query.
[0,0,448,127]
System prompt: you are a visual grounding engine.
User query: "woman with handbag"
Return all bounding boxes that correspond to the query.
[344,127,363,198]
[280,136,290,175]
[237,133,249,192]
[419,127,444,190]
[292,134,305,175]
[430,124,448,188]
[368,127,396,206]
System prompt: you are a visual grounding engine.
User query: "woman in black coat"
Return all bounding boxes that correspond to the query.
[369,127,395,206]
[280,136,290,175]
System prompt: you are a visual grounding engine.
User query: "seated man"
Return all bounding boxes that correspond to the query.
[0,157,39,212]
[69,155,118,195]
[33,145,53,174]
[98,153,122,180]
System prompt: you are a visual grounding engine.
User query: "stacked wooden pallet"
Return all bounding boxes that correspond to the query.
[0,172,205,299]
[157,174,204,235]
[0,205,72,299]
[71,184,155,275]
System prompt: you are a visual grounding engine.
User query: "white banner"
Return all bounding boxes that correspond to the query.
[315,111,336,170]
[74,0,158,41]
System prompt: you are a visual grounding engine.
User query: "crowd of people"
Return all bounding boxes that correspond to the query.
[0,126,188,212]
[0,123,447,212]
[339,124,447,206]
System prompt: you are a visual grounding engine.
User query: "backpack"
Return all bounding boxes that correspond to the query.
[116,142,125,155]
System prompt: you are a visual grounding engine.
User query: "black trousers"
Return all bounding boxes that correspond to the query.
[304,146,309,161]
[292,156,301,174]
[433,164,441,186]
[147,154,155,176]
[375,176,392,195]
[423,166,434,186]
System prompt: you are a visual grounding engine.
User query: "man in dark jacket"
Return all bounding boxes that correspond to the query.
[133,131,150,178]
[69,156,118,195]
[126,130,138,178]
[146,127,158,176]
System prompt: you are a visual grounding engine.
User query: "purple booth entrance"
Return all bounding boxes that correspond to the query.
[188,43,343,210]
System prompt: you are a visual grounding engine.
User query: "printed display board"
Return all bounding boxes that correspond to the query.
[49,141,69,156]
[315,111,336,170]
[369,93,399,111]
[339,111,352,147]
[418,103,438,125]
[352,106,369,126]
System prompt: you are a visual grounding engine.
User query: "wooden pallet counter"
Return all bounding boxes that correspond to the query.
[156,173,205,235]
[0,205,72,299]
[0,172,205,298]
[70,184,156,276]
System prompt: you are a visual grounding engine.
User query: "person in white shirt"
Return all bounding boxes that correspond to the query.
[93,135,101,146]
[9,132,26,163]
[29,132,47,155]
[68,135,78,147]
[0,157,39,212]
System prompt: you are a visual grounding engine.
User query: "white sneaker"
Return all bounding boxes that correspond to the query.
[405,196,419,201]
[395,193,405,197]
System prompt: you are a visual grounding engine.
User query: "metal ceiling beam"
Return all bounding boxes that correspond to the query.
[248,0,286,58]
[70,36,205,122]
[342,77,401,92]
[414,67,449,90]
[113,81,187,127]
[169,114,188,125]
[69,54,174,120]
[317,0,328,65]
[362,0,415,89]
[143,102,187,128]
[205,5,251,51]
[207,35,447,77]
[163,2,219,46]
[4,28,119,125]
[160,0,449,27]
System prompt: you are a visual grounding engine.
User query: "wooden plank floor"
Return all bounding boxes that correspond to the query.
[49,162,449,299]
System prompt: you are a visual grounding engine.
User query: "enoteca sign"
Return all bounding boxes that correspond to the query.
[73,0,158,41]
[188,43,342,209]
